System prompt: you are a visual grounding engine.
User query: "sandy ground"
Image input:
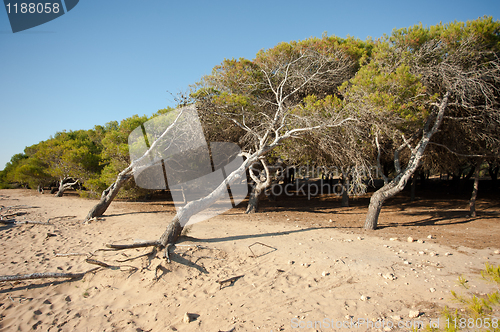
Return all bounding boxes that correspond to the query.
[0,188,499,332]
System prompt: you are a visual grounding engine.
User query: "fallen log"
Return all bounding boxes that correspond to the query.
[0,268,100,283]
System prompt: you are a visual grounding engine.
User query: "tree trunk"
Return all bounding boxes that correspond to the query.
[157,153,259,248]
[364,190,386,230]
[55,178,78,197]
[488,164,498,191]
[158,215,183,248]
[364,91,450,230]
[469,162,481,217]
[245,159,271,214]
[341,175,349,207]
[410,173,417,202]
[55,180,65,197]
[245,184,265,214]
[85,172,132,221]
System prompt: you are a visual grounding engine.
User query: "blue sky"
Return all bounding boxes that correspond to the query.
[1,0,499,170]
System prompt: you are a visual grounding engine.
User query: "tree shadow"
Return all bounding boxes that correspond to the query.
[169,252,208,274]
[181,226,323,244]
[0,277,83,294]
[377,209,499,229]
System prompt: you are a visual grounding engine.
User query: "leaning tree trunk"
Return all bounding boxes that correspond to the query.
[55,178,78,197]
[364,169,413,230]
[85,170,132,221]
[469,161,481,217]
[55,180,66,197]
[364,91,450,230]
[158,158,253,248]
[245,182,266,214]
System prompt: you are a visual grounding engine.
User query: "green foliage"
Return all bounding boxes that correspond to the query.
[427,263,500,332]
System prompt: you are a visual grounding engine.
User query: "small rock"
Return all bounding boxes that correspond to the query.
[288,260,295,265]
[494,250,500,255]
[183,312,192,323]
[384,327,392,332]
[427,235,433,239]
[383,273,396,280]
[429,252,437,257]
[357,237,363,240]
[360,295,369,301]
[430,288,436,293]
[418,251,425,255]
[391,315,402,320]
[408,310,420,318]
[407,237,414,243]
[329,219,333,222]
[390,238,398,241]
[322,271,329,277]
[417,239,424,244]
[404,261,410,265]
[444,252,452,256]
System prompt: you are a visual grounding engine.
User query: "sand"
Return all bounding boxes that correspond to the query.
[0,189,499,331]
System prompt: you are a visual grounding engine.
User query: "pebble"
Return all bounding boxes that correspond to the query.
[418,251,425,255]
[407,237,414,243]
[383,273,396,280]
[390,238,398,241]
[322,271,329,277]
[429,252,437,257]
[408,310,420,318]
[444,252,452,256]
[427,235,434,239]
[391,315,402,320]
[183,312,191,323]
[360,295,369,301]
[494,250,500,255]
[288,260,295,265]
[417,239,424,244]
[430,288,436,293]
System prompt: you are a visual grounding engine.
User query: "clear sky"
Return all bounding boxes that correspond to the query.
[1,0,499,170]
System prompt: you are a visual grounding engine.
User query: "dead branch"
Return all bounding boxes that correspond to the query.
[55,252,89,258]
[0,212,27,219]
[0,220,52,225]
[116,247,156,263]
[217,275,244,290]
[106,240,161,250]
[85,258,111,268]
[0,267,100,283]
[84,258,137,273]
[54,248,118,258]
